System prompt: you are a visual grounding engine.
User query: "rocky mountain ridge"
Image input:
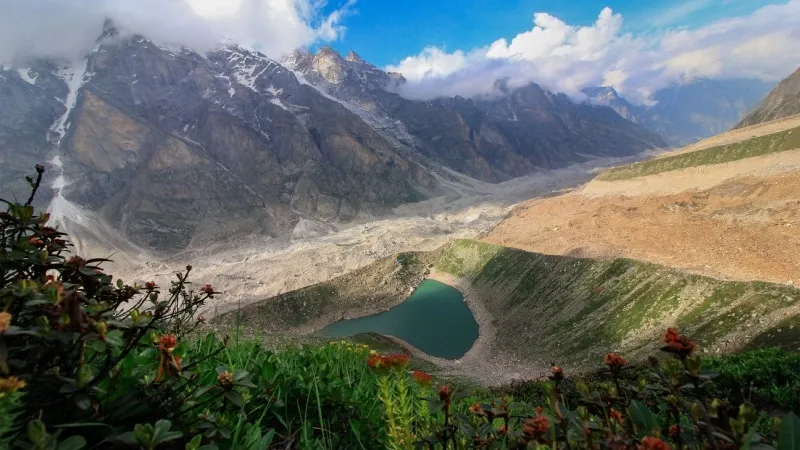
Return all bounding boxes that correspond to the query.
[287,46,665,181]
[584,79,773,146]
[1,33,663,253]
[736,66,800,128]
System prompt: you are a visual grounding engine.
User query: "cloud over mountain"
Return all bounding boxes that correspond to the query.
[0,0,353,65]
[386,1,800,103]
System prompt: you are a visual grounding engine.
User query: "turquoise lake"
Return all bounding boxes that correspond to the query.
[319,280,479,359]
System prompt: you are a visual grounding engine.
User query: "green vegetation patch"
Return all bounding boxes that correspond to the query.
[596,125,800,181]
[434,239,800,369]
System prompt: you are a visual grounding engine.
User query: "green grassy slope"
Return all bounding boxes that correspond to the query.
[434,240,800,367]
[216,239,800,371]
[595,125,800,181]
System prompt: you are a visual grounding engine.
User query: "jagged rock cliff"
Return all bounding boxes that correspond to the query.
[1,35,664,253]
[288,47,665,182]
[736,67,800,128]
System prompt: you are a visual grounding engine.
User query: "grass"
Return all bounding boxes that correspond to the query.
[596,125,800,181]
[431,240,800,368]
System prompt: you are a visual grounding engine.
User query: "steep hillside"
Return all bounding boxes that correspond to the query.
[736,67,800,128]
[585,79,772,146]
[596,124,800,181]
[485,122,800,286]
[214,239,800,382]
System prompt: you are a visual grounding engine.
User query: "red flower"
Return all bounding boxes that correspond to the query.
[159,334,177,352]
[610,408,624,424]
[663,328,696,356]
[197,315,206,323]
[200,284,215,295]
[550,365,564,381]
[67,256,85,267]
[28,237,44,247]
[604,353,628,376]
[535,406,544,416]
[668,425,680,437]
[438,385,452,405]
[640,436,670,450]
[145,281,156,290]
[412,370,432,386]
[498,425,508,435]
[366,354,382,370]
[388,353,409,371]
[522,415,551,439]
[367,353,409,373]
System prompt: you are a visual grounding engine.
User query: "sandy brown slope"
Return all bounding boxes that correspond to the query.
[484,145,800,285]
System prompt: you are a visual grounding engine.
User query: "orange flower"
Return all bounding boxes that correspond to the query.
[217,371,234,388]
[159,334,177,352]
[663,328,696,356]
[640,436,670,450]
[498,425,508,435]
[610,408,624,424]
[550,365,564,381]
[535,406,544,416]
[0,376,26,394]
[469,402,485,415]
[0,312,12,334]
[668,425,680,437]
[412,370,432,386]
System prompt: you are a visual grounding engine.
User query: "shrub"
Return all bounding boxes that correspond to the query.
[3,165,800,449]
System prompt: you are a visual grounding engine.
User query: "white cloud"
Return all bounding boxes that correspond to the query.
[388,1,800,103]
[0,0,354,65]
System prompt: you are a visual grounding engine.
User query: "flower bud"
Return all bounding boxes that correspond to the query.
[690,402,704,421]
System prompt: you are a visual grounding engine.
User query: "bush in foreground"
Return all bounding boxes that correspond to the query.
[1,166,799,449]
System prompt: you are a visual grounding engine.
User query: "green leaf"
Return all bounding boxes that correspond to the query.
[154,420,173,435]
[116,431,137,445]
[27,419,47,443]
[427,399,445,414]
[74,393,91,411]
[779,412,800,450]
[186,435,202,450]
[105,330,124,348]
[629,400,659,437]
[57,436,87,450]
[224,391,244,408]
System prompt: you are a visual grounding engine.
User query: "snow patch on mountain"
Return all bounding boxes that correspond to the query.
[16,68,38,85]
[51,60,91,146]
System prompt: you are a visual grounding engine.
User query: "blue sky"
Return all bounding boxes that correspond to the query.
[3,0,797,103]
[321,0,784,67]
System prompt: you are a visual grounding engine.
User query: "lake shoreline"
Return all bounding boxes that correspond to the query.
[382,270,547,386]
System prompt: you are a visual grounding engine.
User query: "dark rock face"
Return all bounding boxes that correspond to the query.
[735,67,800,128]
[1,39,664,252]
[288,47,665,182]
[584,79,773,146]
[1,39,437,251]
[0,63,68,207]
